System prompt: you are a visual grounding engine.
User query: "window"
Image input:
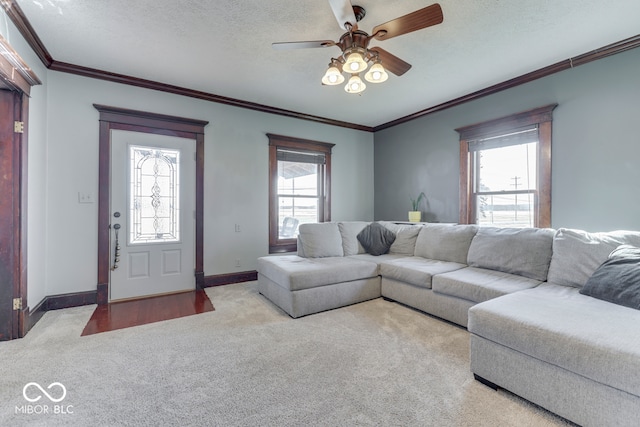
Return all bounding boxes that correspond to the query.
[129,145,180,244]
[268,134,334,253]
[456,104,556,228]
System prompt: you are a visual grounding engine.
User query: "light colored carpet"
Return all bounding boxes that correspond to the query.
[0,282,573,426]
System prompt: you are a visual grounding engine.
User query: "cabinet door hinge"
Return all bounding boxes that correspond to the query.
[13,298,22,310]
[14,121,24,133]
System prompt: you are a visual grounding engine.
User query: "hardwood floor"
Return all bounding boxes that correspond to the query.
[81,290,214,336]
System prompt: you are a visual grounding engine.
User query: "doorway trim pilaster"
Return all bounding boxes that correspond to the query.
[94,105,208,305]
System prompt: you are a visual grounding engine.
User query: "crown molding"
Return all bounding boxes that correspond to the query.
[3,0,639,132]
[374,34,640,131]
[0,0,52,67]
[50,60,372,132]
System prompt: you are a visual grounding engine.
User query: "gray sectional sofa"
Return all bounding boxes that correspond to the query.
[257,221,640,426]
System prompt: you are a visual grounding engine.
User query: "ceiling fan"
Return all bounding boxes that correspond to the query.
[272,0,444,94]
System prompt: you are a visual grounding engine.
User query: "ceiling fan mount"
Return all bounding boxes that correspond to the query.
[351,5,366,24]
[272,1,444,94]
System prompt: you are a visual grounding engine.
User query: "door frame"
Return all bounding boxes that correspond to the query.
[94,105,208,305]
[0,89,27,340]
[0,34,40,340]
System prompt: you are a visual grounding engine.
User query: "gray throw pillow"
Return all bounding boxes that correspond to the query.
[580,245,640,310]
[357,222,396,256]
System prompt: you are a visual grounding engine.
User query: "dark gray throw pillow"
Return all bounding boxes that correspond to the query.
[357,222,396,256]
[580,245,640,310]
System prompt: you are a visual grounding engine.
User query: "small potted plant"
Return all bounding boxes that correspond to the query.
[409,192,426,222]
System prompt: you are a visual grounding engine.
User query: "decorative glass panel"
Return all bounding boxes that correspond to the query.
[129,145,180,244]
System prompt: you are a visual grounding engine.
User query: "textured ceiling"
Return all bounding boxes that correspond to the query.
[14,0,640,128]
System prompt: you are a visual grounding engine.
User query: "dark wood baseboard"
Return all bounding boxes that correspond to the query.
[195,271,205,289]
[45,290,97,310]
[97,282,108,305]
[25,290,97,333]
[25,298,46,335]
[203,270,258,288]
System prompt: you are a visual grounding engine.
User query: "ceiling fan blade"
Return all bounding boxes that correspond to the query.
[372,3,443,41]
[272,40,336,50]
[368,47,412,76]
[328,0,357,30]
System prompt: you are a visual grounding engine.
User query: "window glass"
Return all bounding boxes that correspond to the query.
[130,145,180,244]
[476,143,537,192]
[268,134,334,253]
[474,142,537,227]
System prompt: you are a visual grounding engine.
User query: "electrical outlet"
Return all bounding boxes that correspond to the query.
[235,224,241,232]
[235,259,241,268]
[78,192,94,204]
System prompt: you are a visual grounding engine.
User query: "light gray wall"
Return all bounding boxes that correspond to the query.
[42,72,374,297]
[374,47,640,231]
[0,9,374,306]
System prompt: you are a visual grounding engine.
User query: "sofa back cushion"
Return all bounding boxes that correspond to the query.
[547,228,640,287]
[414,224,478,264]
[379,222,423,255]
[338,221,369,256]
[467,227,555,281]
[298,223,344,258]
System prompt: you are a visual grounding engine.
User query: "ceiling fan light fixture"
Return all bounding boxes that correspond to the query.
[322,64,345,85]
[364,62,388,83]
[343,49,368,73]
[344,74,366,94]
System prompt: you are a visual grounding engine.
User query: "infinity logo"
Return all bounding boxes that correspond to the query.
[22,382,67,403]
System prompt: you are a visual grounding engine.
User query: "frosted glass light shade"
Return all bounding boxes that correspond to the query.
[343,51,368,73]
[364,62,388,83]
[344,75,366,94]
[321,65,345,85]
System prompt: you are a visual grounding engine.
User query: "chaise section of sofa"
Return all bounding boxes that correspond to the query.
[257,220,431,318]
[469,228,640,427]
[258,255,380,318]
[469,283,640,427]
[257,222,384,318]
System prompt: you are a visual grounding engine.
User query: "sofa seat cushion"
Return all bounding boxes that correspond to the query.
[379,256,466,289]
[432,267,541,303]
[257,256,378,291]
[348,254,407,274]
[468,283,640,397]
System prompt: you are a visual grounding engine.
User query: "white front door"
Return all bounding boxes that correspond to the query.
[110,130,196,301]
